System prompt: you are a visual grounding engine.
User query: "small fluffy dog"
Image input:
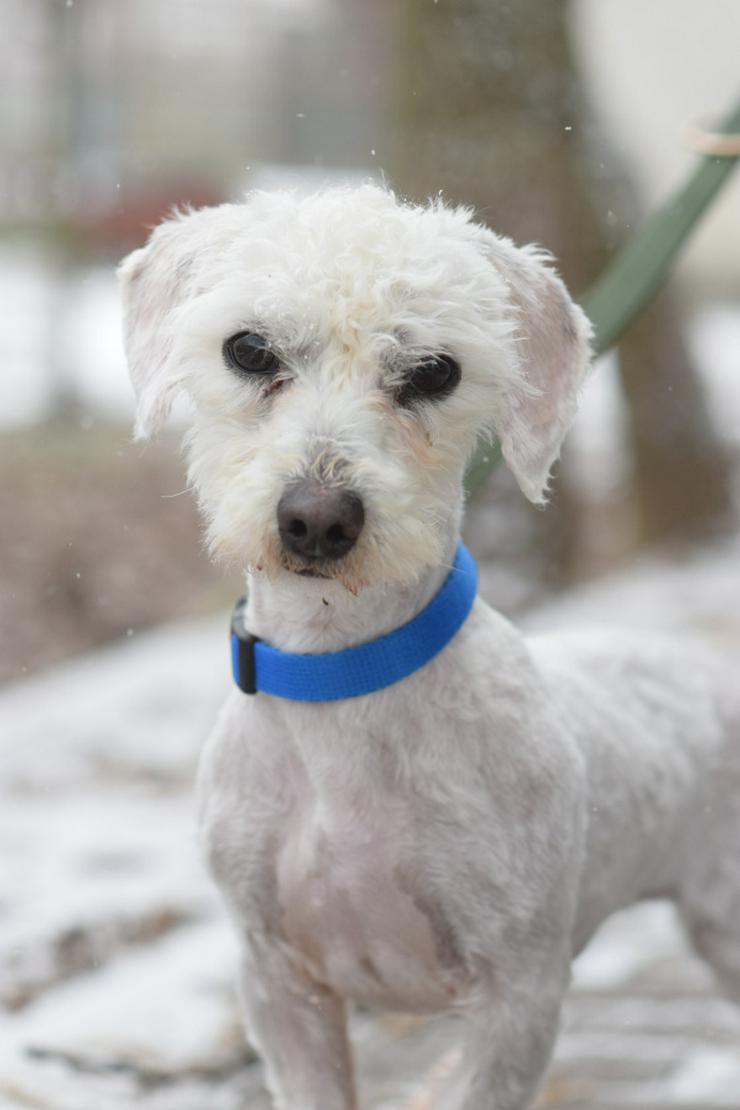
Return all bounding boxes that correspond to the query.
[119,186,740,1110]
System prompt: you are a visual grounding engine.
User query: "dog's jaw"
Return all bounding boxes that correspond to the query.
[243,537,457,655]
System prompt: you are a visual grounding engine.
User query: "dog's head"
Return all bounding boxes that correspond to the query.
[118,185,591,590]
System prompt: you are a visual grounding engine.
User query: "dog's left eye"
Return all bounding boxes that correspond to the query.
[398,354,461,405]
[223,332,280,375]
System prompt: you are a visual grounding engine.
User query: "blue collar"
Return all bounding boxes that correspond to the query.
[231,542,478,702]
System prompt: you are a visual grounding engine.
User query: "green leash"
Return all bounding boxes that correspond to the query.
[465,93,740,498]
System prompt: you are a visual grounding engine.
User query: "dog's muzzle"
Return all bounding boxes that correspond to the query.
[277,479,365,563]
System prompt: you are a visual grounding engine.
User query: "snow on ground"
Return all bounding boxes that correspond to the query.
[2,537,740,1108]
[522,529,740,646]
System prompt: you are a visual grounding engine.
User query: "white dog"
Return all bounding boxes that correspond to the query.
[118,185,740,1110]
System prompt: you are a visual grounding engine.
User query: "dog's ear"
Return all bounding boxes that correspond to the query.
[478,231,592,504]
[117,213,199,438]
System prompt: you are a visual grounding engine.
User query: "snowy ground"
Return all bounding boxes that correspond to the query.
[2,534,740,1109]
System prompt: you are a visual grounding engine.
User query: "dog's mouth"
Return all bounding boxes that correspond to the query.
[296,566,331,579]
[279,551,367,590]
[280,554,334,579]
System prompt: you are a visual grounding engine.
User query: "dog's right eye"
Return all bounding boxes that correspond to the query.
[396,354,461,406]
[223,332,280,375]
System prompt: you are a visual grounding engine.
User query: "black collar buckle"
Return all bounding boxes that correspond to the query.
[230,596,259,695]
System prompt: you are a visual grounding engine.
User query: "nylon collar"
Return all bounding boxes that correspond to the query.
[230,542,477,702]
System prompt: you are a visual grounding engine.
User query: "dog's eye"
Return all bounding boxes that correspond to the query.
[398,354,461,405]
[223,332,279,375]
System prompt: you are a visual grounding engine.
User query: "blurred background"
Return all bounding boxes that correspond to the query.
[2,3,740,1107]
[2,0,739,684]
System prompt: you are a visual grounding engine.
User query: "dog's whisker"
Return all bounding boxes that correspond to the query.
[160,485,196,499]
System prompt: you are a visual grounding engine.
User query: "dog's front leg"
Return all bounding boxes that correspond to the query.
[410,948,569,1110]
[237,940,357,1110]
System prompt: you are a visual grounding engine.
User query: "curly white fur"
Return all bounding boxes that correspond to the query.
[119,186,740,1110]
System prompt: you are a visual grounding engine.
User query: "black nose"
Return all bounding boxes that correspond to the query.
[277,480,365,561]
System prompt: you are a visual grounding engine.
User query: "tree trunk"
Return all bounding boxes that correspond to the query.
[383,0,733,579]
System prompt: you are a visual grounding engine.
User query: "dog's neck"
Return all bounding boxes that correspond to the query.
[244,536,459,654]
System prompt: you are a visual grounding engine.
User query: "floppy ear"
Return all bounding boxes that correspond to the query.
[479,231,592,503]
[117,214,199,438]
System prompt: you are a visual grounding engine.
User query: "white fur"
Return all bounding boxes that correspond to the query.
[119,186,740,1110]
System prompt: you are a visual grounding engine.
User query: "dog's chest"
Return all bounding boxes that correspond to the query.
[275,792,465,1011]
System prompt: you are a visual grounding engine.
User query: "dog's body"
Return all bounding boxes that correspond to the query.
[119,186,740,1110]
[199,561,740,1110]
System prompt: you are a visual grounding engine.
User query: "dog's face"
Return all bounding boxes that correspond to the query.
[119,186,590,590]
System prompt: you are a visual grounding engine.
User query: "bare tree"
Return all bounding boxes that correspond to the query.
[382,0,732,578]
